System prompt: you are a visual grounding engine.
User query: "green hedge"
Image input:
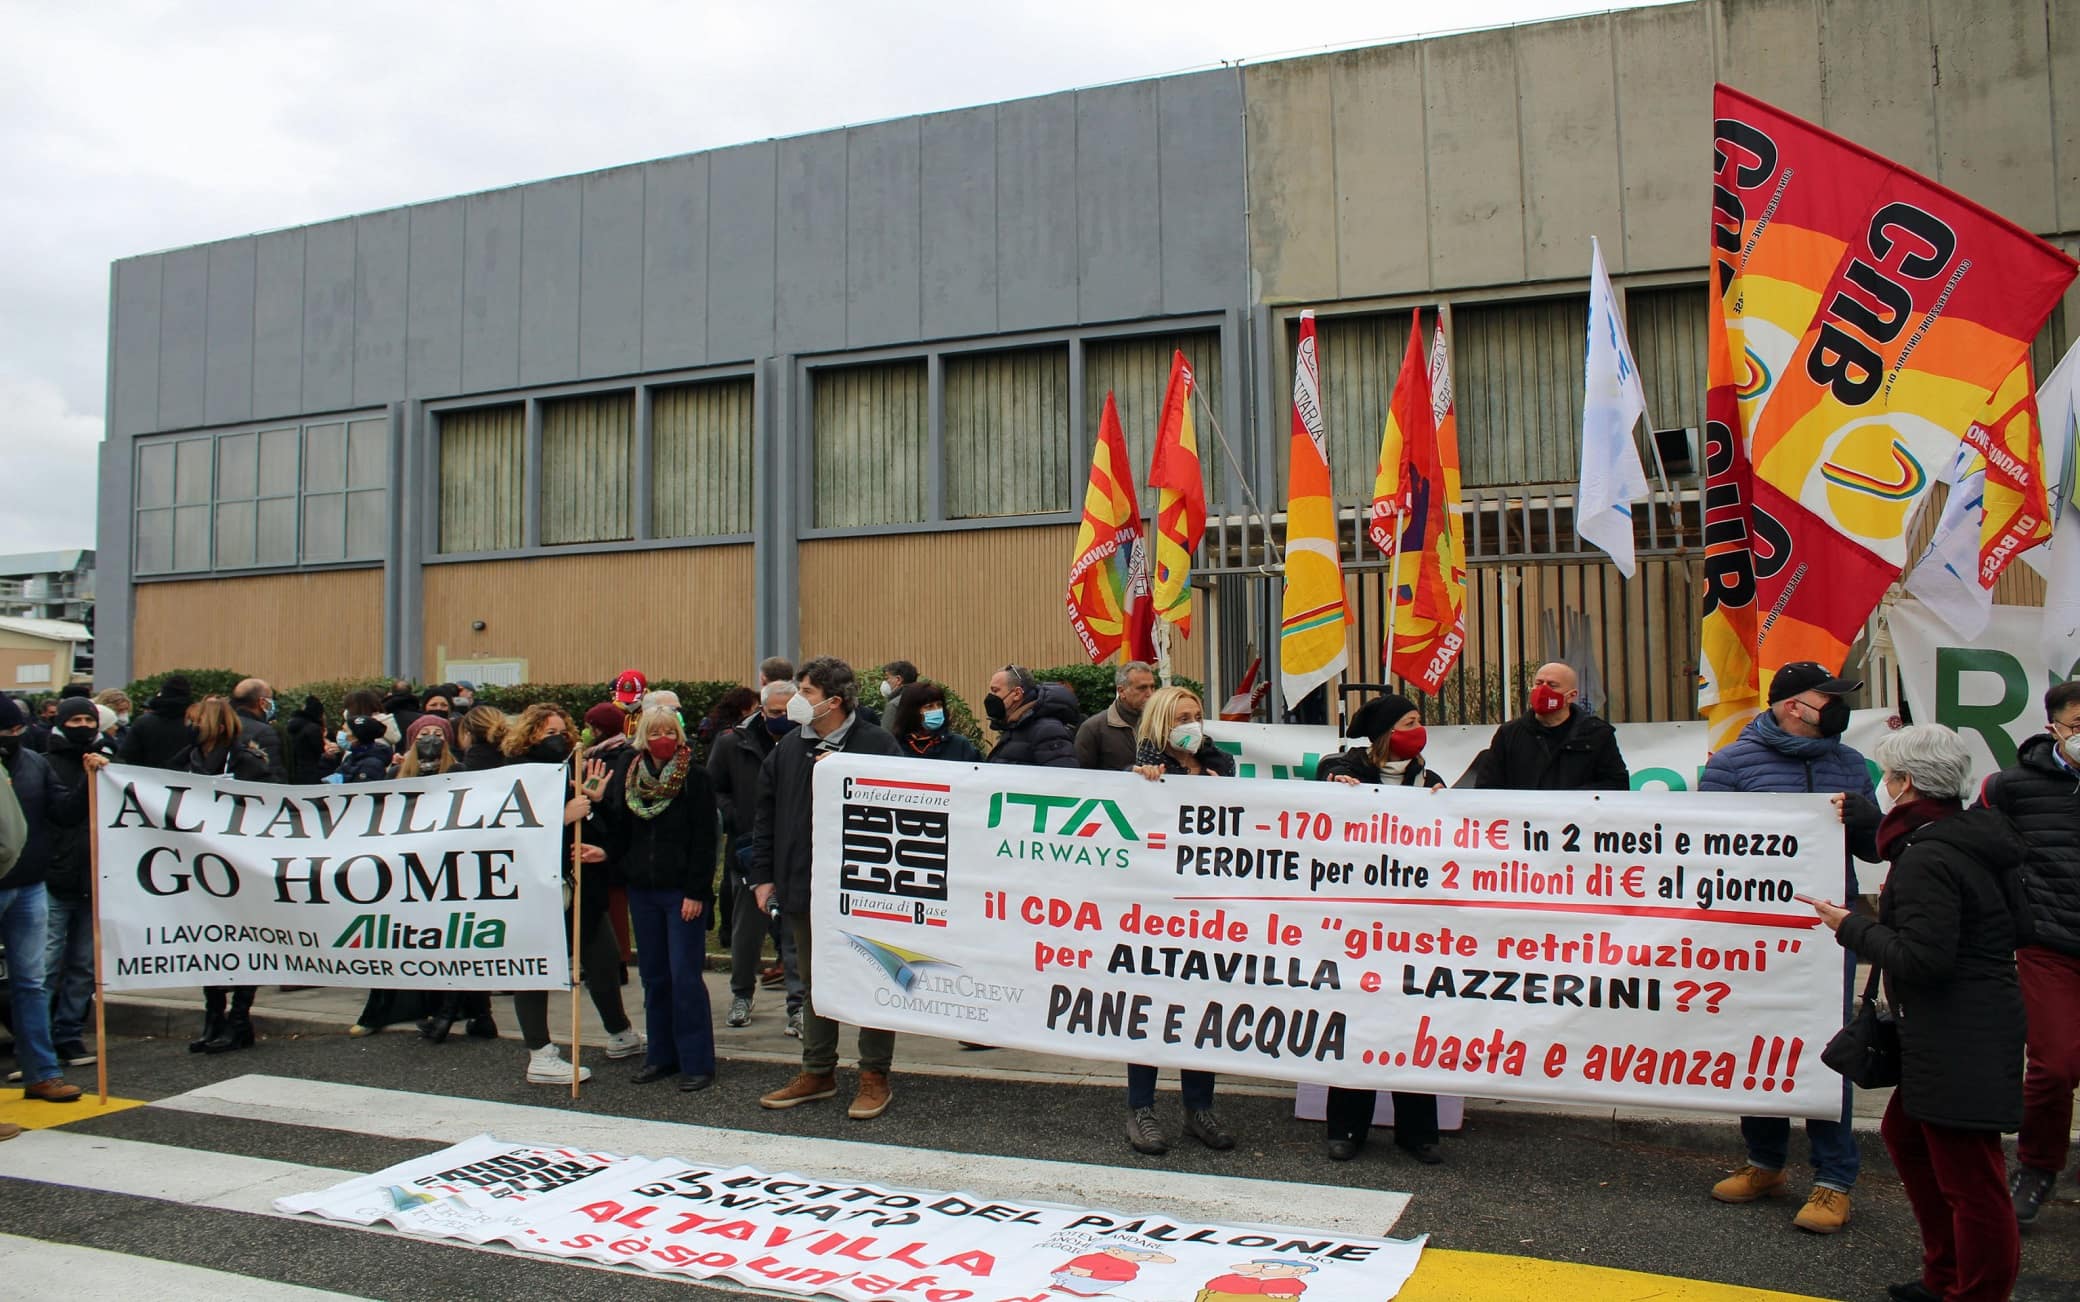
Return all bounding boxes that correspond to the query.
[1033,662,1204,718]
[124,668,249,704]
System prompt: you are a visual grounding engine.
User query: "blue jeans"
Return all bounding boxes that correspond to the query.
[1127,1065,1214,1111]
[628,888,716,1077]
[1741,1076,1860,1191]
[43,893,94,1046]
[0,884,59,1084]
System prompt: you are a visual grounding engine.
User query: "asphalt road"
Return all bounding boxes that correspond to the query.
[4,1029,2078,1301]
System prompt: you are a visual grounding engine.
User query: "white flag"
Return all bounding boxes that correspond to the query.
[1577,237,1651,577]
[1904,468,1993,637]
[2038,340,2080,678]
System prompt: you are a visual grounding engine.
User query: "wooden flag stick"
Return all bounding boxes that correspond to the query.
[89,772,107,1106]
[569,807,584,1101]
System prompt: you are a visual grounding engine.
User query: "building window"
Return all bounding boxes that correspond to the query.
[811,359,928,529]
[135,415,389,576]
[1083,330,1223,509]
[1626,285,1707,459]
[437,404,524,554]
[653,377,754,538]
[1452,294,1590,488]
[1296,311,1419,505]
[540,392,634,546]
[944,345,1072,519]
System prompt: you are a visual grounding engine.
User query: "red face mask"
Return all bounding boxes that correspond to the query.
[647,735,680,763]
[1530,685,1568,716]
[1386,726,1427,760]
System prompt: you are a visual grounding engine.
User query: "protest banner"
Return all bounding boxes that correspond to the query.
[810,756,1844,1118]
[95,763,571,992]
[280,1134,1427,1302]
[1889,596,2080,778]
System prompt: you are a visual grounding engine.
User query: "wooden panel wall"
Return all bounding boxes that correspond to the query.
[438,404,524,553]
[422,547,754,682]
[798,526,1203,705]
[653,378,754,538]
[541,392,634,545]
[811,359,929,528]
[134,570,384,684]
[944,345,1072,518]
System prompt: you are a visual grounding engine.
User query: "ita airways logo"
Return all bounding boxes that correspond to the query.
[988,791,1144,869]
[844,933,957,993]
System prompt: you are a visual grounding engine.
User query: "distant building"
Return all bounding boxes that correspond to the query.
[0,550,95,681]
[0,615,93,694]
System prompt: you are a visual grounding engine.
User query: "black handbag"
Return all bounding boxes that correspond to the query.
[1822,965,1900,1089]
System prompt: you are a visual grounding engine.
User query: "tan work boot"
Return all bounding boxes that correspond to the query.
[1793,1186,1852,1233]
[848,1070,892,1120]
[0,1121,21,1141]
[759,1071,837,1110]
[1711,1164,1788,1203]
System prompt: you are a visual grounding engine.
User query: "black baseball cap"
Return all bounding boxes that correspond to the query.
[1768,661,1863,705]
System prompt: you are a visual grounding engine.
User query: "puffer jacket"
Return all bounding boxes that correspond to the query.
[988,683,1082,769]
[1978,733,2080,956]
[1699,714,1881,863]
[1837,806,2027,1132]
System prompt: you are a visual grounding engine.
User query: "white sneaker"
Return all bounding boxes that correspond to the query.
[525,1045,591,1084]
[604,1028,646,1060]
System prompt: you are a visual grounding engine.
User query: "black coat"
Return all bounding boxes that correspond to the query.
[751,716,902,914]
[1137,740,1236,778]
[118,701,194,771]
[189,737,275,784]
[988,684,1081,769]
[40,732,97,900]
[1459,707,1628,791]
[1837,807,2027,1132]
[237,710,287,782]
[459,742,505,773]
[708,714,781,845]
[2,745,54,886]
[608,752,719,924]
[1978,733,2080,957]
[898,730,983,763]
[1316,748,1445,790]
[283,698,336,784]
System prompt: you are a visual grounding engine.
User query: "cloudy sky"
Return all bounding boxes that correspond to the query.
[1,0,1670,556]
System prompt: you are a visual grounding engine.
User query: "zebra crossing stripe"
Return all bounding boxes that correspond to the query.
[0,1232,366,1300]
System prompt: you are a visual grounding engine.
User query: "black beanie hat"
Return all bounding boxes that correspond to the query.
[56,696,100,725]
[349,714,385,744]
[0,696,26,730]
[152,675,193,708]
[1346,693,1420,742]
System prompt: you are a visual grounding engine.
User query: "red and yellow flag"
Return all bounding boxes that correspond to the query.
[1367,318,1430,557]
[1699,84,2077,744]
[1148,350,1206,636]
[1966,357,2053,586]
[1369,311,1467,694]
[1066,391,1155,664]
[1279,311,1352,708]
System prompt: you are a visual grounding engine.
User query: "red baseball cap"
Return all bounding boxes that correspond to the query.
[613,669,648,706]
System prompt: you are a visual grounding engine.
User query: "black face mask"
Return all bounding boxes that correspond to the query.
[1815,698,1851,737]
[528,734,573,765]
[61,725,100,750]
[983,694,1009,727]
[763,713,794,736]
[0,733,20,762]
[415,737,444,762]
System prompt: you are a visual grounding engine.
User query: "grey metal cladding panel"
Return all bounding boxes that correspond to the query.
[1515,16,1621,281]
[1075,81,1162,325]
[1714,0,1822,120]
[845,118,922,348]
[2057,0,2080,233]
[1614,3,1714,273]
[302,220,357,413]
[579,166,645,379]
[1817,0,1936,177]
[1931,0,2056,233]
[1157,69,1244,314]
[995,94,1079,331]
[156,245,207,430]
[204,238,256,425]
[919,108,997,340]
[461,188,523,394]
[252,229,305,419]
[519,177,583,385]
[642,153,709,372]
[353,208,410,406]
[706,142,776,361]
[110,257,161,438]
[406,198,464,399]
[775,132,848,355]
[1423,28,1528,287]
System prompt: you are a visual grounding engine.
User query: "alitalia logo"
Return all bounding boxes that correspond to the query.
[334,912,507,950]
[986,792,1139,840]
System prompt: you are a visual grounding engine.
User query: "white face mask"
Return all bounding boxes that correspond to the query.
[1170,722,1205,753]
[785,693,817,726]
[2060,732,2080,767]
[881,680,898,700]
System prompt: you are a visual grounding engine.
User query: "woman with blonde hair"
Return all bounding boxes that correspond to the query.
[499,702,644,1083]
[1123,685,1235,1155]
[396,715,457,778]
[455,705,507,771]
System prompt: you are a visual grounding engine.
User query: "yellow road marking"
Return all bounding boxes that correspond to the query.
[0,1093,146,1130]
[1400,1248,1831,1301]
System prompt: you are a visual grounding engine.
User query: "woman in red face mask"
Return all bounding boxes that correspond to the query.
[1314,694,1448,1166]
[607,705,721,1091]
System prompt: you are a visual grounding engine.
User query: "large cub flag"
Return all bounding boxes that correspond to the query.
[1699,84,2076,744]
[1371,311,1466,694]
[1280,310,1352,709]
[1067,391,1156,663]
[1148,350,1206,636]
[1367,317,1431,556]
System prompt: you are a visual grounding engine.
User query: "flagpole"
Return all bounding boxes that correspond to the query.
[568,781,585,1101]
[1191,386,1284,567]
[89,773,107,1107]
[1499,564,1516,717]
[1382,545,1402,689]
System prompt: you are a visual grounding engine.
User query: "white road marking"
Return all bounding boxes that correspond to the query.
[0,1232,367,1300]
[149,1073,1410,1234]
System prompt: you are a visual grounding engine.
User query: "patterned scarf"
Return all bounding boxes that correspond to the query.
[625,747,690,819]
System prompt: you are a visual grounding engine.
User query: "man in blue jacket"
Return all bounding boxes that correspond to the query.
[1700,661,1880,1235]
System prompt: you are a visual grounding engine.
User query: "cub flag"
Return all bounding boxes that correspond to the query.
[1366,322,1428,557]
[1699,84,2076,743]
[1965,356,2052,587]
[1148,350,1206,637]
[1280,310,1352,709]
[1066,391,1155,664]
[1372,311,1466,694]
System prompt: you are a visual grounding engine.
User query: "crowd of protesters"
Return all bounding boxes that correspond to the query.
[2,655,2077,1297]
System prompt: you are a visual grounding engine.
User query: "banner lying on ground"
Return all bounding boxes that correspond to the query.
[95,764,570,991]
[812,756,1843,1118]
[279,1134,1428,1302]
